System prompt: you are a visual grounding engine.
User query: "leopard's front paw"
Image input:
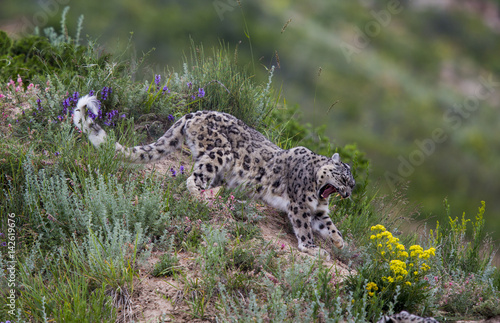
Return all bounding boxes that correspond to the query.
[330,231,345,249]
[299,244,331,261]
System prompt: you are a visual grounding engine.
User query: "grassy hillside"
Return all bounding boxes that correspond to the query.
[1,16,500,322]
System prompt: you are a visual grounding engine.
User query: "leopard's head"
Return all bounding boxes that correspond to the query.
[317,153,355,200]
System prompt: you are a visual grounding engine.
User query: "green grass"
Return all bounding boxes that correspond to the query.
[0,11,499,322]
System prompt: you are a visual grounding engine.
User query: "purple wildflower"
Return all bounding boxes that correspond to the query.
[120,114,126,118]
[180,165,185,174]
[163,85,170,93]
[198,88,205,98]
[187,82,192,89]
[170,167,177,177]
[101,86,112,101]
[72,91,80,103]
[55,151,60,156]
[155,75,161,88]
[1,241,6,247]
[168,114,175,122]
[89,90,95,96]
[62,98,72,115]
[36,98,43,110]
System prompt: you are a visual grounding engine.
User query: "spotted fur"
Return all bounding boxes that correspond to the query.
[74,95,355,259]
[377,311,439,323]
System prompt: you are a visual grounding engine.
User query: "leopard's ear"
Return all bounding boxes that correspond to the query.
[332,153,340,163]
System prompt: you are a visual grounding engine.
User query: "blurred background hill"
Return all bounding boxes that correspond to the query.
[1,0,499,243]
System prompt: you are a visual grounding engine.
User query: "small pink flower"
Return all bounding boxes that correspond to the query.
[280,243,285,250]
[0,94,5,99]
[8,124,12,127]
[28,83,34,89]
[8,79,15,86]
[17,75,22,85]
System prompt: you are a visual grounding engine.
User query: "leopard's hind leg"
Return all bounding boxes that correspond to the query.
[185,135,233,198]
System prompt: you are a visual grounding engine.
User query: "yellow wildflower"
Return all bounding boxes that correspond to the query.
[420,263,431,271]
[405,281,411,286]
[381,231,391,238]
[389,260,408,276]
[366,282,378,291]
[371,224,386,231]
[409,245,427,258]
[368,291,375,296]
[370,235,376,240]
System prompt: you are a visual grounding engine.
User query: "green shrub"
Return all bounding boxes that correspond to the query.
[21,158,171,251]
[0,9,104,85]
[174,40,278,129]
[430,200,494,274]
[152,252,180,277]
[12,245,118,323]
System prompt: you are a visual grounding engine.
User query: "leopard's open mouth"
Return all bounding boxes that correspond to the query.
[319,184,338,199]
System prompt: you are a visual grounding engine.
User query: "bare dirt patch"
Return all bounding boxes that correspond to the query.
[131,201,352,322]
[132,251,217,323]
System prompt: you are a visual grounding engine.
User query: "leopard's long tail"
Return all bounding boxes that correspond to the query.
[73,95,185,163]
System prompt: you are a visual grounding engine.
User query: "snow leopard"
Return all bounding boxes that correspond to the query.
[377,311,439,323]
[73,95,355,259]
